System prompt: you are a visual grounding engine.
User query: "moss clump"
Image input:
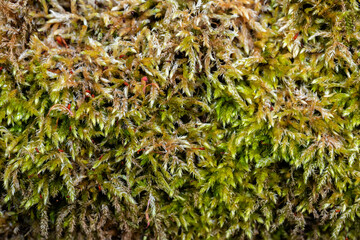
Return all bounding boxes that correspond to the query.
[1,0,360,239]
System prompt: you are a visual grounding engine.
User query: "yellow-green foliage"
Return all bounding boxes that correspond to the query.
[1,0,360,239]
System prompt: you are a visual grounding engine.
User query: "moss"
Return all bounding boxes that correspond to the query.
[0,0,360,239]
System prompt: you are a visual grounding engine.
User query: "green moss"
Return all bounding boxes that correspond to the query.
[1,0,360,239]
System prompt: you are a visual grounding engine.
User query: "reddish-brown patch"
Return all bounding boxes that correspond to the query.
[293,32,300,40]
[137,149,145,154]
[56,36,68,48]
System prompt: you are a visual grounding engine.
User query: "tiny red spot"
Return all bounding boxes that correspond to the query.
[123,82,129,86]
[98,185,101,191]
[58,149,64,152]
[91,94,95,98]
[199,147,205,150]
[67,103,71,110]
[69,126,72,131]
[55,36,62,45]
[86,90,91,94]
[293,32,300,40]
[119,55,126,58]
[99,155,103,160]
[66,195,70,198]
[0,67,3,71]
[141,76,148,82]
[270,106,274,111]
[56,36,68,48]
[69,70,73,74]
[35,148,40,153]
[39,194,42,199]
[335,209,340,213]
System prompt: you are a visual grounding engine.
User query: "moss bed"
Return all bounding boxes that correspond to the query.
[1,0,360,239]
